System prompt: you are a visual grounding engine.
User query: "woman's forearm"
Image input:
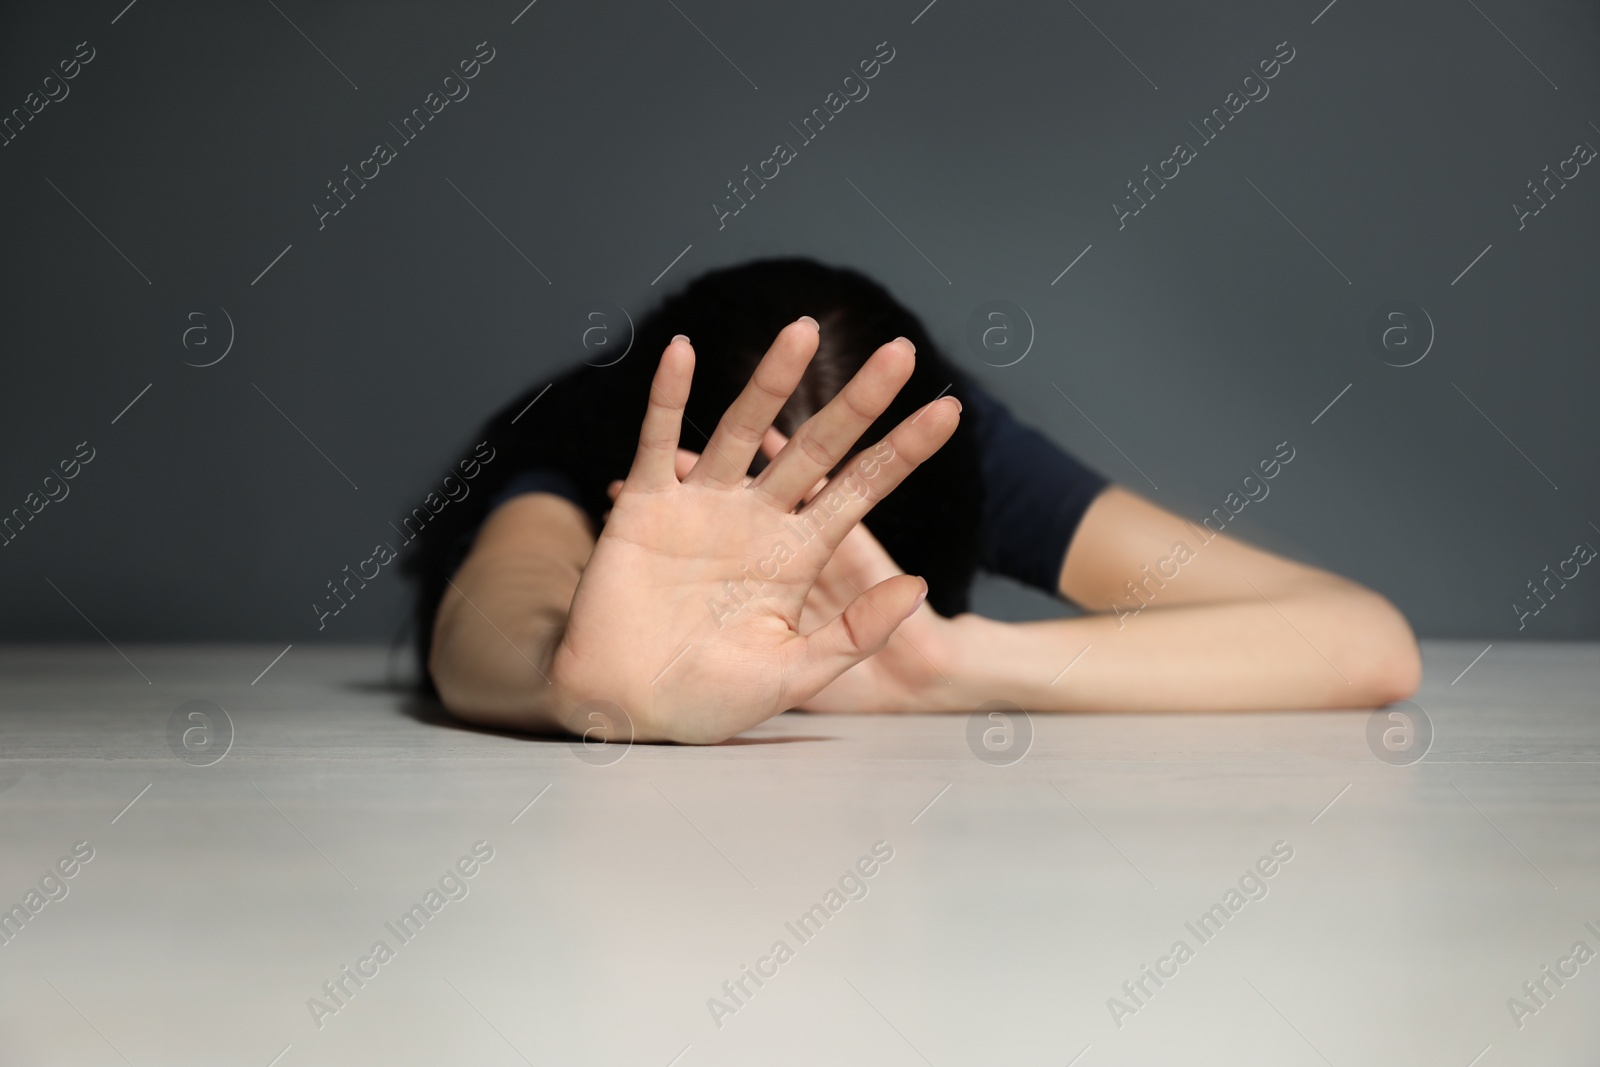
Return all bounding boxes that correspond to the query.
[429,554,578,733]
[428,496,595,734]
[935,580,1421,713]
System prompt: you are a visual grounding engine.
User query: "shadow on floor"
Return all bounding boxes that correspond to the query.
[347,679,838,747]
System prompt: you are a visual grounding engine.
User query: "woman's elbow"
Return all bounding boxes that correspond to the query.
[427,612,507,726]
[427,633,476,722]
[1343,589,1423,706]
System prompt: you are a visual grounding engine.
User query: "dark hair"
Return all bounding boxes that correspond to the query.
[401,257,982,689]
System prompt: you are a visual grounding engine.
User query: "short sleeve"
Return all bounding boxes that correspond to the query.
[443,468,588,580]
[486,468,586,515]
[965,379,1109,594]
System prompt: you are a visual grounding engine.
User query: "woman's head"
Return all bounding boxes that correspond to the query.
[403,257,983,685]
[633,258,948,444]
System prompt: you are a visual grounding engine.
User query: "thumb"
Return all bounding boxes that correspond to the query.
[790,574,928,695]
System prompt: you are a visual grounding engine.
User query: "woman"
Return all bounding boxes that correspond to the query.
[405,258,1420,743]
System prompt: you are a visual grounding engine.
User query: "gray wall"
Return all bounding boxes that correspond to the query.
[1,0,1596,646]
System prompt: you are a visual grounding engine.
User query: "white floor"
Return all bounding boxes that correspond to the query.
[1,641,1597,1066]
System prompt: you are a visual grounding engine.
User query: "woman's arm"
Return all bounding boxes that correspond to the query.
[428,492,594,734]
[938,486,1422,712]
[787,478,1421,714]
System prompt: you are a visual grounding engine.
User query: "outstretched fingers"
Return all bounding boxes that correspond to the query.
[687,317,819,488]
[627,336,694,490]
[753,337,916,509]
[785,393,961,559]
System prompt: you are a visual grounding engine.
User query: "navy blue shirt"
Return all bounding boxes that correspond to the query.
[478,380,1107,597]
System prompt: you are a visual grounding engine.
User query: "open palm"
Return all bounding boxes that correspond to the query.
[546,320,960,743]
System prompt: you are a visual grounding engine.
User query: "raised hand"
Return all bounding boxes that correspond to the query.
[545,318,960,743]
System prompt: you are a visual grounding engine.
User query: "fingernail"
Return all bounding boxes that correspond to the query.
[949,396,962,413]
[897,336,916,354]
[672,334,690,344]
[797,315,818,329]
[914,580,929,609]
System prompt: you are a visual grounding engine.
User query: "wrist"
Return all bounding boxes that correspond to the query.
[542,638,650,742]
[916,612,1006,712]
